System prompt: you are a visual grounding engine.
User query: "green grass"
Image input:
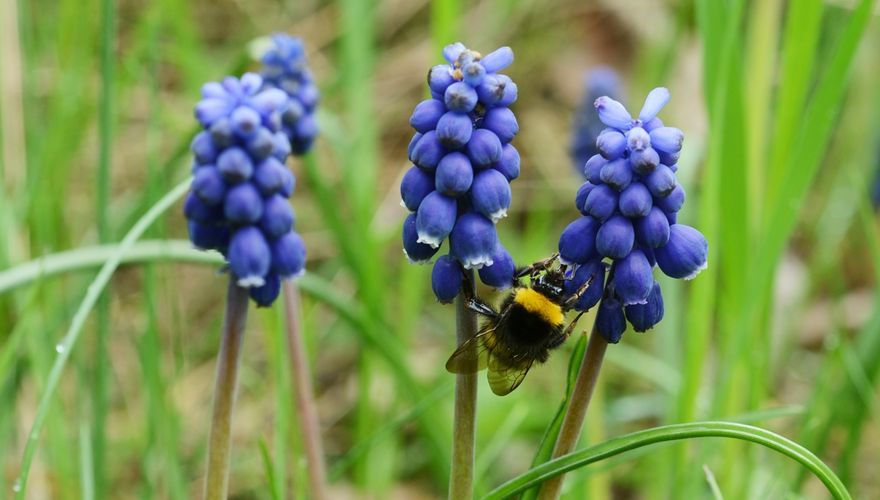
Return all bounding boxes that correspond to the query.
[1,0,879,498]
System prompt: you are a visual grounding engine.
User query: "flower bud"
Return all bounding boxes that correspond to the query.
[596,215,634,259]
[655,224,708,279]
[649,127,684,154]
[184,192,222,223]
[613,250,653,305]
[246,128,275,161]
[584,154,606,184]
[644,164,676,197]
[192,166,226,205]
[575,182,596,216]
[444,82,478,113]
[635,207,671,248]
[402,213,440,262]
[432,255,463,303]
[210,119,234,148]
[594,96,632,131]
[191,131,217,165]
[659,150,680,167]
[410,131,446,171]
[249,274,281,307]
[630,147,659,175]
[655,184,685,213]
[401,165,436,211]
[562,260,606,312]
[224,182,264,224]
[493,143,520,181]
[435,152,474,197]
[436,112,473,150]
[408,132,422,159]
[476,75,506,106]
[584,184,618,222]
[558,216,600,265]
[290,114,317,155]
[259,195,294,239]
[597,129,626,159]
[481,107,518,144]
[188,221,229,251]
[638,87,670,123]
[626,126,651,152]
[596,297,626,343]
[195,98,232,128]
[599,158,632,191]
[479,244,515,289]
[480,46,514,73]
[442,42,467,64]
[253,157,289,196]
[466,129,502,168]
[428,65,455,97]
[450,212,498,269]
[271,231,307,278]
[470,169,511,223]
[618,182,652,218]
[625,281,664,332]
[410,99,446,133]
[228,226,271,287]
[272,131,292,160]
[217,147,254,182]
[231,106,262,139]
[643,117,663,132]
[416,191,457,248]
[494,75,518,106]
[462,62,486,87]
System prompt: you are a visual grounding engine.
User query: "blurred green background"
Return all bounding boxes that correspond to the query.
[1,0,879,498]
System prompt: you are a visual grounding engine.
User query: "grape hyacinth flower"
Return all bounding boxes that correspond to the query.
[558,87,707,343]
[401,42,520,303]
[570,67,622,177]
[260,33,319,155]
[186,72,307,306]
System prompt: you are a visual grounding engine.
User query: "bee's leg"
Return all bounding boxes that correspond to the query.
[562,311,586,339]
[513,253,560,286]
[562,274,596,310]
[461,267,500,318]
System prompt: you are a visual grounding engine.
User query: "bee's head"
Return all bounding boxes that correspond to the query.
[531,269,566,303]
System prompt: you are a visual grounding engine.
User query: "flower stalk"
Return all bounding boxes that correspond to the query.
[282,280,328,500]
[204,278,250,500]
[538,323,609,500]
[450,269,478,500]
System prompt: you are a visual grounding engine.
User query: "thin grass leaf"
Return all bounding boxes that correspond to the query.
[482,422,851,500]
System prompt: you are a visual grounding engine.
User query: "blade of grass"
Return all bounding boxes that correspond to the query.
[482,422,851,500]
[13,178,190,499]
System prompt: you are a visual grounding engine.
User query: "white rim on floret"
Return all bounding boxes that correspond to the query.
[683,259,708,280]
[236,275,266,288]
[487,208,508,223]
[416,232,444,249]
[460,255,494,270]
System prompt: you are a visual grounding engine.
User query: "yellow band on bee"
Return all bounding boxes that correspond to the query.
[513,288,565,326]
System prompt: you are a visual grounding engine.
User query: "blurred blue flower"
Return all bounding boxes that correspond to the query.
[570,67,622,177]
[260,34,320,155]
[185,72,308,306]
[557,88,707,341]
[401,43,521,302]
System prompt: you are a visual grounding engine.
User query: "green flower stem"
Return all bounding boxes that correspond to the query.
[450,269,478,500]
[204,278,250,500]
[538,326,608,500]
[282,280,328,500]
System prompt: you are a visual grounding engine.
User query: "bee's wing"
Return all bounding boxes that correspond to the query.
[445,326,493,374]
[486,354,534,396]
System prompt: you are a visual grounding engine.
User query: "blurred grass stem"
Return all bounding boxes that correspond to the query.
[538,326,608,500]
[450,270,478,500]
[204,279,249,500]
[282,280,328,500]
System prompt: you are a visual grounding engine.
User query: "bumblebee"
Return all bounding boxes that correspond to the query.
[446,254,596,395]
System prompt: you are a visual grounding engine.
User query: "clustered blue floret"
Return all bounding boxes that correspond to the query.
[570,67,622,177]
[260,34,319,156]
[558,88,708,343]
[401,42,521,303]
[185,71,307,306]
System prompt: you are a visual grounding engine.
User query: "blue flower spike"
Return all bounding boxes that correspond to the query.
[260,34,320,155]
[558,87,707,338]
[401,43,522,302]
[184,68,313,306]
